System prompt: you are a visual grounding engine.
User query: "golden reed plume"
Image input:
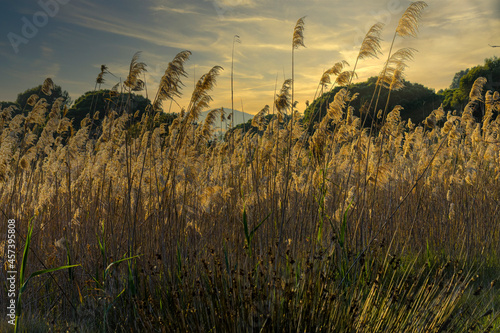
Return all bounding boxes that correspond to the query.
[275,79,292,121]
[292,16,306,49]
[377,47,417,89]
[96,65,109,85]
[396,1,428,38]
[153,50,192,111]
[186,65,224,123]
[252,105,270,131]
[124,51,147,91]
[197,107,223,143]
[320,61,349,86]
[41,78,55,96]
[469,77,487,101]
[358,22,384,61]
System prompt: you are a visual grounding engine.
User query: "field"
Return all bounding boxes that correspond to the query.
[1,2,500,332]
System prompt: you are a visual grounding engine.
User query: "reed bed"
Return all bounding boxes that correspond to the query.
[1,1,500,331]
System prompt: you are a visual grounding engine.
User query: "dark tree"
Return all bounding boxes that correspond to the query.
[304,77,442,131]
[16,84,71,113]
[440,56,500,112]
[66,89,153,130]
[450,69,469,89]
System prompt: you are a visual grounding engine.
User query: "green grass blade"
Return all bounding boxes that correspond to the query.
[19,218,34,287]
[104,255,142,280]
[21,265,81,293]
[249,212,271,240]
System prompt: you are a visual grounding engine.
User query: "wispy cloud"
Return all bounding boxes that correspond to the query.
[40,45,54,58]
[211,0,257,8]
[62,11,213,52]
[150,5,201,15]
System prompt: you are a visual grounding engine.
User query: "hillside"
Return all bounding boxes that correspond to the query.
[304,77,442,131]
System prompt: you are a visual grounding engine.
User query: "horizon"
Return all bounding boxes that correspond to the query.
[1,0,499,115]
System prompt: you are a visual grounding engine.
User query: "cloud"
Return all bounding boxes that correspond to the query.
[40,45,54,58]
[211,0,257,8]
[150,5,201,15]
[43,63,61,79]
[62,12,210,51]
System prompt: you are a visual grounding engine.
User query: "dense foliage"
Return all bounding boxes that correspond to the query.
[304,77,442,131]
[67,89,152,130]
[16,84,71,113]
[440,57,500,112]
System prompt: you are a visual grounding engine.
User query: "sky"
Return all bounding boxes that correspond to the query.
[0,0,499,115]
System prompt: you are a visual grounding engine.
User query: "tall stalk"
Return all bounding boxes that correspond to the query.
[231,35,241,148]
[291,17,306,119]
[275,17,306,259]
[371,1,427,121]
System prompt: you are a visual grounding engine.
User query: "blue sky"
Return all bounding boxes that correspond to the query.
[1,0,499,114]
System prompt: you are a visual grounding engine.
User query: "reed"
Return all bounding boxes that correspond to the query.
[1,3,499,331]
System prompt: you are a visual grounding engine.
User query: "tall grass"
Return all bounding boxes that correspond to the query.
[1,1,500,331]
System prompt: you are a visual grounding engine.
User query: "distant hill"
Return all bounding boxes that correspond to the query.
[199,108,254,133]
[304,77,442,131]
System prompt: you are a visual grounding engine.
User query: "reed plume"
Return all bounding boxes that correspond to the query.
[309,62,351,131]
[27,94,39,107]
[335,70,357,87]
[377,48,416,89]
[320,61,349,86]
[313,61,350,102]
[197,107,223,144]
[41,78,55,96]
[186,66,224,124]
[342,22,385,93]
[389,66,405,91]
[358,22,385,61]
[291,16,306,137]
[371,2,427,123]
[26,98,48,126]
[396,1,428,38]
[251,105,270,131]
[96,65,111,87]
[292,16,306,49]
[124,51,147,92]
[327,88,349,124]
[469,77,487,101]
[323,62,348,86]
[152,50,191,112]
[275,79,292,122]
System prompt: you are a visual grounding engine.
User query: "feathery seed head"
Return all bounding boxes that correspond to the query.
[187,65,223,123]
[41,78,55,96]
[27,94,39,106]
[327,88,349,124]
[469,77,487,101]
[293,16,306,49]
[96,64,109,85]
[424,113,436,129]
[153,50,191,112]
[251,105,270,131]
[396,1,428,38]
[335,71,357,86]
[275,79,292,117]
[320,61,350,86]
[124,51,147,92]
[358,22,385,60]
